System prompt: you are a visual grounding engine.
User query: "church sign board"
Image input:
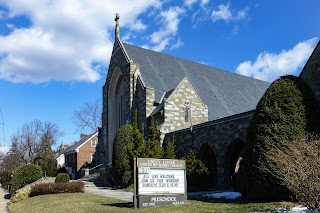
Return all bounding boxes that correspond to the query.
[133,158,187,209]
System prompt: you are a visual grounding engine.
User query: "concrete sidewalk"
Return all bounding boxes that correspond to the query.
[84,181,133,202]
[0,184,9,213]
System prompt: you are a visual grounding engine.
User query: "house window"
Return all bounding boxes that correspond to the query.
[185,103,190,122]
[91,139,97,147]
[91,153,95,162]
[73,153,75,161]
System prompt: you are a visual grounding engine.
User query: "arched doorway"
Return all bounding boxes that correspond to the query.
[198,144,217,187]
[107,67,125,164]
[224,139,244,187]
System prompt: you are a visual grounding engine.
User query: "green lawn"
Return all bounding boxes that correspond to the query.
[8,193,296,213]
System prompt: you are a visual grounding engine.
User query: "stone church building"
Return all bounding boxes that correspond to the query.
[97,14,320,188]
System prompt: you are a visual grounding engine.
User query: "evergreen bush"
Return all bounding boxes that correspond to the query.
[144,116,164,159]
[112,124,133,188]
[125,109,145,161]
[237,75,320,201]
[40,152,58,177]
[182,150,209,187]
[0,171,13,189]
[10,164,42,196]
[165,136,177,159]
[55,173,70,183]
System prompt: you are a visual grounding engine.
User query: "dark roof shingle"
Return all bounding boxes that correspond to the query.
[123,43,270,120]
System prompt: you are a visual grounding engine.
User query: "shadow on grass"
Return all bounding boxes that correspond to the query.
[102,202,133,208]
[188,195,244,204]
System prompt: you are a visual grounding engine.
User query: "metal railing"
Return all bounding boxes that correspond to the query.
[89,163,103,175]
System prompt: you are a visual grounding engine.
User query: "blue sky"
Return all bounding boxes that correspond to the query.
[0,0,319,154]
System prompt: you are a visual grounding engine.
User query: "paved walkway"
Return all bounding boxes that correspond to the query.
[78,176,133,202]
[0,184,9,213]
[84,182,133,202]
[80,176,234,203]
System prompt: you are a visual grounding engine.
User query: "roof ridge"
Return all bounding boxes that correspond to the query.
[122,42,268,84]
[122,42,270,120]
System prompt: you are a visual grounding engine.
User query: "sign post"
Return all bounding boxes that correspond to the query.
[133,157,137,209]
[134,158,187,208]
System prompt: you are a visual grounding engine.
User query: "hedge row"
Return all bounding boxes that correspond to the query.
[29,182,84,197]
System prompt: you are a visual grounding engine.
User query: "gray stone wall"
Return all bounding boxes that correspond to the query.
[146,87,155,117]
[163,110,254,187]
[300,43,320,103]
[161,78,208,142]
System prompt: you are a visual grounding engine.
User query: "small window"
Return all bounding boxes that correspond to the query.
[185,103,190,122]
[91,139,97,147]
[73,153,75,161]
[91,153,95,162]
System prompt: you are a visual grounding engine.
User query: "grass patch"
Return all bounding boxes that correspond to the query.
[8,192,297,213]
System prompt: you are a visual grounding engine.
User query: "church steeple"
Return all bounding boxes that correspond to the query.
[115,13,120,40]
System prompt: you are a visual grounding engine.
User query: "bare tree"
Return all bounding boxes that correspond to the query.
[72,99,102,133]
[10,120,63,165]
[258,134,320,211]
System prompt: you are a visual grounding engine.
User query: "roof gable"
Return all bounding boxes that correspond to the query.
[166,77,207,109]
[64,132,98,154]
[122,43,270,120]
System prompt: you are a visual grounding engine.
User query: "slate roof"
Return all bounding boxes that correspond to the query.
[122,43,271,120]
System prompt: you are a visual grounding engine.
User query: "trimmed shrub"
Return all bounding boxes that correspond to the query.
[182,150,209,188]
[112,124,133,188]
[29,182,84,197]
[55,173,69,183]
[10,164,42,196]
[237,75,320,201]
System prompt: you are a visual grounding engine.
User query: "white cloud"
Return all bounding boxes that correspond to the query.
[185,0,209,8]
[170,38,183,49]
[140,44,150,50]
[236,7,249,20]
[153,38,171,52]
[236,38,318,82]
[6,23,15,30]
[211,4,248,23]
[0,145,9,155]
[0,0,160,83]
[200,0,209,7]
[212,4,232,23]
[185,0,198,7]
[150,7,185,51]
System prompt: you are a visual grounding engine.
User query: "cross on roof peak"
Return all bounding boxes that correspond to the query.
[115,13,120,39]
[115,13,120,23]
